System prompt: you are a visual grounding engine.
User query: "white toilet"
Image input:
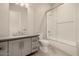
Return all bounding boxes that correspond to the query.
[39,34,50,53]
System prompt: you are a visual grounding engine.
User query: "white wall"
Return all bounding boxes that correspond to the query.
[27,5,35,35]
[47,8,57,40]
[0,3,51,38]
[76,4,79,55]
[0,3,52,38]
[32,4,51,39]
[26,4,52,38]
[0,3,9,38]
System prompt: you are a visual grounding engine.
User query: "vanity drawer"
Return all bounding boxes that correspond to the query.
[32,37,39,46]
[32,37,39,42]
[32,42,39,52]
[32,46,39,52]
[32,42,39,47]
[32,37,39,52]
[0,42,8,56]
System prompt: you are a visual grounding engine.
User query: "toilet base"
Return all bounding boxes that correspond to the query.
[40,47,49,53]
[39,40,49,53]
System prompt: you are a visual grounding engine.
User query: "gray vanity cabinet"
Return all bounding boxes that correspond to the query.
[0,42,8,56]
[9,40,22,56]
[9,38,32,56]
[21,38,31,56]
[0,35,39,56]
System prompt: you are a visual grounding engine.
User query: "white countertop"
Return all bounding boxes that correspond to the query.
[0,34,39,42]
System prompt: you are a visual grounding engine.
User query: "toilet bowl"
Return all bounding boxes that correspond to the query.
[39,39,50,53]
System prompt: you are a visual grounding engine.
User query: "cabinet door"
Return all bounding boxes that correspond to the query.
[9,40,22,56]
[21,38,31,56]
[0,42,8,56]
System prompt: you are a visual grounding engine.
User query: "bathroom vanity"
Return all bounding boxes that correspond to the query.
[0,35,39,56]
[0,3,40,56]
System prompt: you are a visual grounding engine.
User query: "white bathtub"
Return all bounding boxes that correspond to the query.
[49,39,77,56]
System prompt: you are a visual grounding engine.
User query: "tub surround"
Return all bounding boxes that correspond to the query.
[47,3,79,56]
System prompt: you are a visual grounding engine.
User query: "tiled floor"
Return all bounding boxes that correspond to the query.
[31,45,70,56]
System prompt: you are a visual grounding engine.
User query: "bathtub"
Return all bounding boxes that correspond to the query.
[49,39,77,56]
[39,37,77,55]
